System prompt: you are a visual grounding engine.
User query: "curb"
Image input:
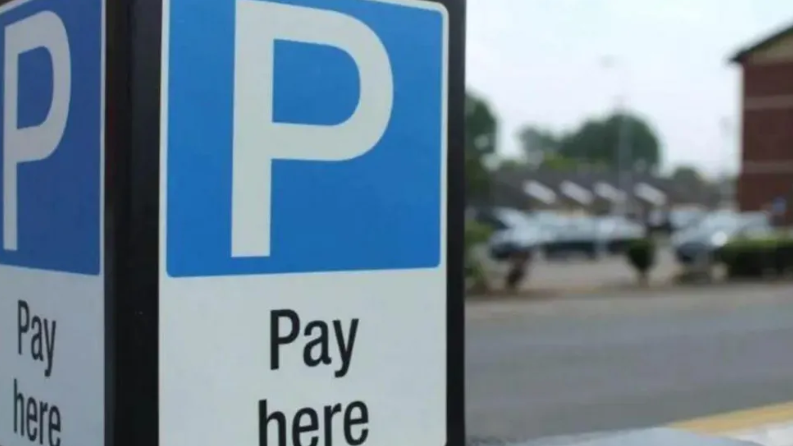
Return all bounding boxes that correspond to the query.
[672,403,793,435]
[671,402,793,446]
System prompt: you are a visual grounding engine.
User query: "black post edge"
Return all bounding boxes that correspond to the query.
[441,0,467,445]
[106,0,162,446]
[104,0,130,445]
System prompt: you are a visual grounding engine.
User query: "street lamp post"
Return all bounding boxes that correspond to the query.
[718,117,734,210]
[616,97,632,217]
[602,56,632,217]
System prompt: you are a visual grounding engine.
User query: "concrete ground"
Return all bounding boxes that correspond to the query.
[526,249,679,292]
[475,245,680,295]
[466,283,793,442]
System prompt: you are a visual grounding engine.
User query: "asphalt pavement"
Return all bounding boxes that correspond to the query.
[466,283,793,442]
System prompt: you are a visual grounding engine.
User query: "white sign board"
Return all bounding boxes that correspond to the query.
[0,0,105,446]
[160,0,448,445]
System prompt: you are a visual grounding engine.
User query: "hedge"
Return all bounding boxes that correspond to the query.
[625,238,657,283]
[464,221,493,288]
[720,234,793,279]
[465,220,493,252]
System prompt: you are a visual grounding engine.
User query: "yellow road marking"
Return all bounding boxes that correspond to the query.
[670,402,793,435]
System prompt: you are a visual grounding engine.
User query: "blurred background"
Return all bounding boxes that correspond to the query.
[462,1,793,443]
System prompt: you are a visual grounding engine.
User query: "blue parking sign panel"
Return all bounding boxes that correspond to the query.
[0,0,103,275]
[165,0,447,277]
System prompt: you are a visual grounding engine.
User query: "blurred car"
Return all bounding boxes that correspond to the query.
[647,208,706,235]
[468,207,550,290]
[672,211,773,266]
[542,215,645,260]
[669,208,707,232]
[545,215,645,260]
[542,217,605,260]
[646,209,672,234]
[596,215,646,254]
[476,207,550,260]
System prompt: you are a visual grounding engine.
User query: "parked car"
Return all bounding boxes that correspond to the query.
[646,209,672,234]
[596,216,645,254]
[543,217,603,260]
[669,208,707,232]
[541,215,644,260]
[480,208,550,258]
[672,211,773,266]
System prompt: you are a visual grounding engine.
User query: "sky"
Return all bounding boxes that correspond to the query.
[466,0,793,177]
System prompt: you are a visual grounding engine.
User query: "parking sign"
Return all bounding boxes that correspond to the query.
[165,0,445,277]
[158,1,459,446]
[8,0,463,445]
[0,0,105,445]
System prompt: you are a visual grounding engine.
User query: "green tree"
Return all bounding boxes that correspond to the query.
[498,158,526,171]
[541,153,578,172]
[558,112,662,171]
[465,92,497,201]
[671,165,705,189]
[517,125,559,166]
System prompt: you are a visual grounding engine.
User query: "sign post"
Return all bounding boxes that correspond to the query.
[3,0,465,445]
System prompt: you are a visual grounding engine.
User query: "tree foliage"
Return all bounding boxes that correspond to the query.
[465,92,498,200]
[516,112,662,172]
[558,112,661,171]
[465,93,497,156]
[517,125,559,166]
[671,165,705,188]
[541,153,579,172]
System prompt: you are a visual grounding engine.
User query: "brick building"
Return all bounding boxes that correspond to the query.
[731,21,793,225]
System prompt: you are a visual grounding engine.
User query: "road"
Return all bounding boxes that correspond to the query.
[466,283,793,441]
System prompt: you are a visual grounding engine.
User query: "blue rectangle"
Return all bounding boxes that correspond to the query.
[166,0,446,277]
[0,0,103,275]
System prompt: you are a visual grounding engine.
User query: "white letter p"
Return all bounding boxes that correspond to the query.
[3,11,72,252]
[231,0,394,258]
